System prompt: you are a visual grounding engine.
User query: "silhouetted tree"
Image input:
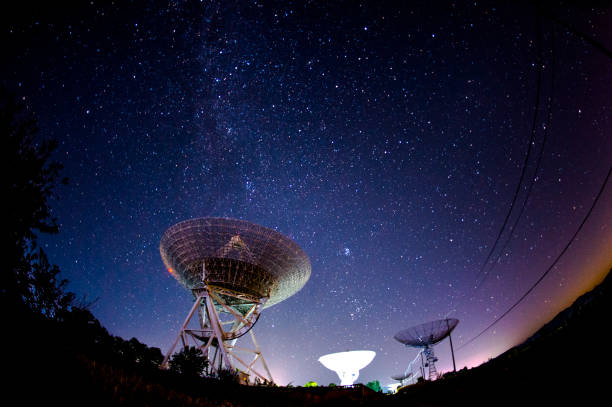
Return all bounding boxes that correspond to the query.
[115,336,164,370]
[26,247,75,319]
[366,380,382,392]
[3,86,69,317]
[169,346,208,377]
[216,366,241,384]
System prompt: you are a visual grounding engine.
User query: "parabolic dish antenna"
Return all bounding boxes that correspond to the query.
[394,318,459,381]
[318,350,376,386]
[391,372,412,382]
[160,217,311,383]
[394,318,459,347]
[160,217,311,307]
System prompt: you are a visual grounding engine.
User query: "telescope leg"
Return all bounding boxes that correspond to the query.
[449,332,456,372]
[161,292,205,368]
[205,293,232,370]
[250,330,274,383]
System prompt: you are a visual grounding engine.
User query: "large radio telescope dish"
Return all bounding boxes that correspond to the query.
[159,217,311,383]
[394,318,459,381]
[160,217,311,307]
[318,350,376,386]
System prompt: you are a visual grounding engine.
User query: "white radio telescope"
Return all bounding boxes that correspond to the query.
[318,350,376,386]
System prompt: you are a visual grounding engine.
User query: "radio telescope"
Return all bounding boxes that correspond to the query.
[388,372,412,392]
[391,372,412,386]
[160,217,311,383]
[394,318,459,381]
[318,350,376,385]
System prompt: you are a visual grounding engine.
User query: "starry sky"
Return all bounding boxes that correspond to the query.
[3,0,611,387]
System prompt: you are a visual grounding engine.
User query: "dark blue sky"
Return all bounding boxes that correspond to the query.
[3,1,611,386]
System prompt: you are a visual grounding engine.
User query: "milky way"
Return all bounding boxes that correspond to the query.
[3,1,611,386]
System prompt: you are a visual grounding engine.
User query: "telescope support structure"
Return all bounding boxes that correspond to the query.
[161,283,274,384]
[423,346,438,380]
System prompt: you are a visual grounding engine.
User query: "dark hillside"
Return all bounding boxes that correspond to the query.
[5,269,609,406]
[390,268,611,406]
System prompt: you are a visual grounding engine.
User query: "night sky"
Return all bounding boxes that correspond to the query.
[3,1,611,387]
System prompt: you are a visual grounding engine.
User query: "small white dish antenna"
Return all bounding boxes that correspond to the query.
[318,350,376,385]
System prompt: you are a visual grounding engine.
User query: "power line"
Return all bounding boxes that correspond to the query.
[458,3,612,353]
[475,2,612,288]
[461,3,612,348]
[540,8,612,61]
[474,11,544,288]
[475,25,557,291]
[459,163,612,350]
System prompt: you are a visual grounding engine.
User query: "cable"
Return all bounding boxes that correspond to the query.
[539,7,612,61]
[458,2,612,353]
[474,11,544,288]
[459,163,612,350]
[475,24,556,290]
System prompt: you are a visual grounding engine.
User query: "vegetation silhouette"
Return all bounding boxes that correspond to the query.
[2,87,166,405]
[366,380,382,393]
[169,345,209,378]
[3,86,71,320]
[215,366,242,384]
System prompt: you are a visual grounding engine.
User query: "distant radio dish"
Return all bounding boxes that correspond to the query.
[391,372,412,382]
[318,350,376,386]
[394,318,459,347]
[394,318,459,381]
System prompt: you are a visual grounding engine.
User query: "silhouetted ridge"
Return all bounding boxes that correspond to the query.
[521,268,611,346]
